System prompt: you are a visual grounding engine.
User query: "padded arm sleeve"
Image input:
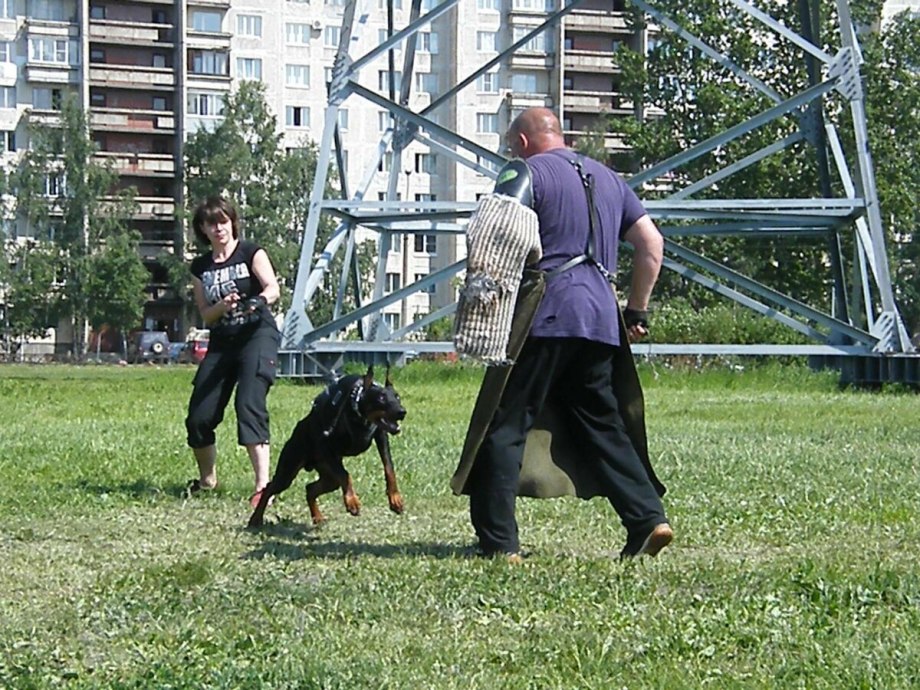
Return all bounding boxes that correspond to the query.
[493,159,534,208]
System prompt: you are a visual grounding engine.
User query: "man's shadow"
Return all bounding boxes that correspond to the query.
[242,519,473,562]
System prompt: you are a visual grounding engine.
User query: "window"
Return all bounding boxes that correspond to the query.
[478,0,498,8]
[0,130,12,153]
[30,0,66,21]
[190,50,228,75]
[0,87,13,108]
[476,31,496,52]
[416,31,439,54]
[563,76,573,90]
[191,10,222,32]
[377,0,403,8]
[378,151,392,172]
[383,313,401,331]
[385,272,401,293]
[0,42,12,63]
[414,153,436,174]
[237,15,263,37]
[324,26,341,47]
[89,4,104,19]
[511,72,538,92]
[513,0,552,9]
[378,111,390,132]
[415,273,436,294]
[152,96,167,111]
[324,66,334,85]
[152,53,167,68]
[32,88,62,110]
[337,109,348,130]
[513,26,546,52]
[285,64,310,87]
[415,72,437,94]
[44,172,64,196]
[29,38,78,65]
[476,112,499,133]
[0,0,15,18]
[286,23,311,45]
[90,91,105,107]
[285,105,310,127]
[152,9,167,23]
[476,71,499,93]
[236,57,262,80]
[187,91,225,117]
[414,233,437,254]
[89,48,104,62]
[326,0,346,6]
[377,70,401,91]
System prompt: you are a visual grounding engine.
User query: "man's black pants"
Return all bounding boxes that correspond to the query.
[186,329,280,448]
[468,336,667,555]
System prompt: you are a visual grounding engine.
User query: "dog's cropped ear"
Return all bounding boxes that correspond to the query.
[364,365,375,389]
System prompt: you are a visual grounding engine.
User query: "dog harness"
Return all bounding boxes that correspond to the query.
[319,376,379,441]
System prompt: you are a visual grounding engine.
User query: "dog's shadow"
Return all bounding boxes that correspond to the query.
[242,519,473,562]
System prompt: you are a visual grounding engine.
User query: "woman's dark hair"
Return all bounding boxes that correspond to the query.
[192,196,239,245]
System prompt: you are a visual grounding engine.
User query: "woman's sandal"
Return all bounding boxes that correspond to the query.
[184,479,217,499]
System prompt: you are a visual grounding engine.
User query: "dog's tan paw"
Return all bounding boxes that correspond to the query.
[388,493,404,514]
[344,495,361,516]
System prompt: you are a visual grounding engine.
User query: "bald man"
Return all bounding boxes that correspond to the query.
[464,107,673,560]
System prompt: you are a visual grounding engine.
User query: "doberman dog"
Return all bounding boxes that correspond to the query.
[248,366,406,528]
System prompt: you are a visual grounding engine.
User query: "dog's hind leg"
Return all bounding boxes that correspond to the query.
[305,471,339,524]
[374,431,404,515]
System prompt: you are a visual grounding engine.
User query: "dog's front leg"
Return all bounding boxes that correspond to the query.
[374,431,404,515]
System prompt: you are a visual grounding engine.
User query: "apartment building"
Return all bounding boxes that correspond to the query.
[2,0,647,346]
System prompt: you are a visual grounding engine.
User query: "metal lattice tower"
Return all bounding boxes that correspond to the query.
[278,0,917,384]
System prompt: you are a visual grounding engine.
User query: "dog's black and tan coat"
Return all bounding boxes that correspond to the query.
[248,366,406,527]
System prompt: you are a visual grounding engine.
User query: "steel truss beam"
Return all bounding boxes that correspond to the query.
[280,0,915,379]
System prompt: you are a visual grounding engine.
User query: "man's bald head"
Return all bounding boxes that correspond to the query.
[506,107,566,159]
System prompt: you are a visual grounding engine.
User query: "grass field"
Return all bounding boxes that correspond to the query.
[1,360,919,689]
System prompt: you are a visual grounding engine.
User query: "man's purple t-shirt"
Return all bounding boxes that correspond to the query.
[527,149,648,347]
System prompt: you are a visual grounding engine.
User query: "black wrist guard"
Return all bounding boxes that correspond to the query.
[243,295,267,311]
[623,307,650,330]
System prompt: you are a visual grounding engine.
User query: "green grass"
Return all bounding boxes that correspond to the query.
[1,360,919,689]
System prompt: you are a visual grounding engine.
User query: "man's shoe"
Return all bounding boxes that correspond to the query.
[620,523,673,560]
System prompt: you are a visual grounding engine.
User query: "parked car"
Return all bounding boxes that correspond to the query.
[127,331,171,364]
[179,329,209,364]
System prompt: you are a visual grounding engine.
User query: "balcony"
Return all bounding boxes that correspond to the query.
[25,63,79,84]
[188,0,231,7]
[563,89,633,115]
[91,108,175,134]
[564,129,629,153]
[26,109,62,126]
[564,11,631,33]
[506,91,552,110]
[94,151,176,177]
[89,20,175,46]
[134,197,177,220]
[0,61,16,87]
[89,65,175,89]
[185,31,232,51]
[508,51,553,70]
[563,51,619,73]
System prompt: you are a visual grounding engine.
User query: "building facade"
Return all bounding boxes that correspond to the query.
[2,0,649,345]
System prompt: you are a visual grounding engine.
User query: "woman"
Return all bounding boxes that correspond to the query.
[184,196,281,504]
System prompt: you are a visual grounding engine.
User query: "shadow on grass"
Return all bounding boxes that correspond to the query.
[73,478,177,500]
[242,526,473,562]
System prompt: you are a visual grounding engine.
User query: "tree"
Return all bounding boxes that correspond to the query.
[0,240,59,356]
[599,0,918,340]
[83,231,150,350]
[857,12,920,335]
[3,95,141,356]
